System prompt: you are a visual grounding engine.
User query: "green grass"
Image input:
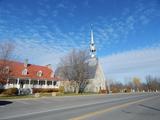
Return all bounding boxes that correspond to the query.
[0,92,101,99]
[0,95,34,99]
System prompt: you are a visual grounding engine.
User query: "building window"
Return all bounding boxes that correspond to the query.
[37,70,43,77]
[47,81,52,85]
[53,81,57,86]
[39,81,45,85]
[22,68,28,75]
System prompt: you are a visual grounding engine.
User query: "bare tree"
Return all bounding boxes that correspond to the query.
[0,41,15,85]
[57,49,90,93]
[146,75,160,92]
[132,77,141,92]
[108,80,124,93]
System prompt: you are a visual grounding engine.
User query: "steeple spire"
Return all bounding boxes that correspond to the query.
[90,25,96,58]
[91,26,94,45]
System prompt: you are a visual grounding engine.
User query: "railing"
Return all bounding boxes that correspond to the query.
[5,84,60,89]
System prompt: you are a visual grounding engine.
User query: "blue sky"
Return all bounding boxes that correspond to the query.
[0,0,160,83]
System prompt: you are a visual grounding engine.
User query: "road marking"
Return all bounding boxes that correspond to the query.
[70,96,157,120]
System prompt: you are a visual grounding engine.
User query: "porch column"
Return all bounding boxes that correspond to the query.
[5,78,9,89]
[52,81,54,88]
[29,79,31,88]
[17,78,20,88]
[45,80,47,88]
[37,80,39,88]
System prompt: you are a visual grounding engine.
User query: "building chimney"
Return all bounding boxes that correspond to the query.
[24,59,28,68]
[46,64,52,69]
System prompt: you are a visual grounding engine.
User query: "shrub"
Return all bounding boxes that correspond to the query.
[0,89,5,94]
[125,88,131,93]
[32,88,59,93]
[99,89,107,94]
[111,87,121,93]
[59,86,64,93]
[2,88,18,96]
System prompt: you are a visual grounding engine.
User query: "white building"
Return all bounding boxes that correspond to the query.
[0,59,60,89]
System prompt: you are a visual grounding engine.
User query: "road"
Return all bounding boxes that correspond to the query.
[0,93,159,120]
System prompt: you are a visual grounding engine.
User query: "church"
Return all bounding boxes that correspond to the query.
[56,28,106,93]
[84,28,106,92]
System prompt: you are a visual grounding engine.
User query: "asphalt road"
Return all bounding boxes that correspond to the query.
[0,93,159,120]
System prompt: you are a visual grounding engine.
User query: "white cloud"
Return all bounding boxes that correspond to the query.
[57,3,66,9]
[11,23,89,69]
[94,0,159,48]
[14,37,65,68]
[52,10,58,17]
[100,47,160,82]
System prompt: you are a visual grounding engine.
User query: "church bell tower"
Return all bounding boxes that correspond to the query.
[88,25,98,66]
[86,25,106,92]
[90,26,96,58]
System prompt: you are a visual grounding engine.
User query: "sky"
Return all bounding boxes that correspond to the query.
[0,0,160,83]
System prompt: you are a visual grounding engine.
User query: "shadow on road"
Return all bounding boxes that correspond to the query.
[139,104,160,111]
[0,101,13,106]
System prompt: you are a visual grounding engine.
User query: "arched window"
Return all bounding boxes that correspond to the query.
[37,70,43,77]
[22,68,28,75]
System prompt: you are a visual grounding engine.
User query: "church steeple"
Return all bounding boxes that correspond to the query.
[90,25,96,58]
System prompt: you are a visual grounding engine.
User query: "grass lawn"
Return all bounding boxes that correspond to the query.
[0,95,35,100]
[0,92,102,100]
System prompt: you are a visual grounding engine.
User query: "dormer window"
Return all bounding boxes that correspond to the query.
[2,66,9,74]
[5,66,9,73]
[37,70,43,77]
[22,68,28,75]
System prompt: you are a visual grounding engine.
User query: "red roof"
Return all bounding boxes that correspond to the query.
[0,60,59,81]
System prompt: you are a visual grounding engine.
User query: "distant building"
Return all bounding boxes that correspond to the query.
[0,59,60,89]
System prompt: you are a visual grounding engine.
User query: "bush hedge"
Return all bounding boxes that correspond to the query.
[99,89,108,94]
[32,88,59,93]
[0,89,5,94]
[59,86,64,93]
[2,88,18,96]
